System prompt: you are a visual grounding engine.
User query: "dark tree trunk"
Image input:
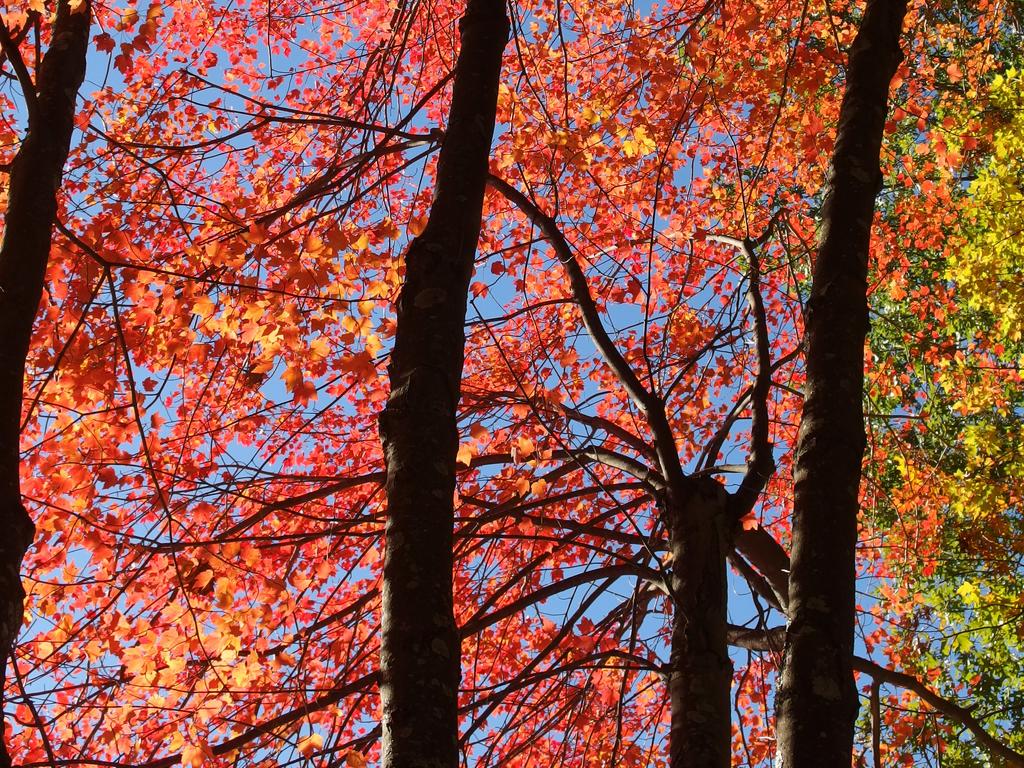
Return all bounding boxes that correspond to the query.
[775,1,907,765]
[667,477,732,768]
[0,3,90,765]
[377,2,508,767]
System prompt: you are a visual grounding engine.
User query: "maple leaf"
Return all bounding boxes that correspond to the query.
[181,742,212,768]
[408,216,428,236]
[281,365,316,403]
[191,295,216,321]
[622,125,656,158]
[296,733,323,757]
[94,32,115,52]
[114,50,133,75]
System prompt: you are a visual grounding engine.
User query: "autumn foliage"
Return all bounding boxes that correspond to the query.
[1,0,1022,765]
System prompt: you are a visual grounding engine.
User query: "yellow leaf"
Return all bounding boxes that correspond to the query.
[181,742,210,768]
[517,436,535,458]
[309,337,330,359]
[242,302,265,322]
[956,581,979,605]
[119,8,139,28]
[456,443,473,467]
[622,125,656,158]
[214,576,233,609]
[192,295,216,320]
[297,733,323,758]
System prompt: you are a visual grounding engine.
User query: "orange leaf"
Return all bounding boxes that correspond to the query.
[283,366,305,393]
[408,216,428,236]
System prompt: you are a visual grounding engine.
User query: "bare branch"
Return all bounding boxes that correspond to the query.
[706,233,776,522]
[728,552,785,614]
[733,526,791,611]
[478,389,657,462]
[487,174,688,497]
[460,561,666,637]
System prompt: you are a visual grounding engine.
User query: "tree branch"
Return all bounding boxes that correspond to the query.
[706,233,777,523]
[852,656,1024,768]
[487,174,688,498]
[460,561,666,638]
[0,20,38,124]
[731,626,1024,767]
[734,525,791,611]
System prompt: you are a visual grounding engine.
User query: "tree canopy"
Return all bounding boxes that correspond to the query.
[0,0,1022,766]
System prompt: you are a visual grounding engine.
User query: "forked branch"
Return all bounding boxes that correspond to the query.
[487,174,687,497]
[705,227,778,523]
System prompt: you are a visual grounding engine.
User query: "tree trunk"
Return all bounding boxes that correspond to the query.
[668,477,732,768]
[377,2,508,767]
[775,2,907,765]
[0,4,90,765]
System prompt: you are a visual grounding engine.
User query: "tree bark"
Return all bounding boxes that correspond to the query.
[0,3,90,765]
[775,2,907,766]
[667,477,732,768]
[377,3,508,767]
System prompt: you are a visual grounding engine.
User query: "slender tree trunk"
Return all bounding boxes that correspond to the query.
[667,477,732,768]
[377,3,508,767]
[775,2,907,765]
[0,4,90,765]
